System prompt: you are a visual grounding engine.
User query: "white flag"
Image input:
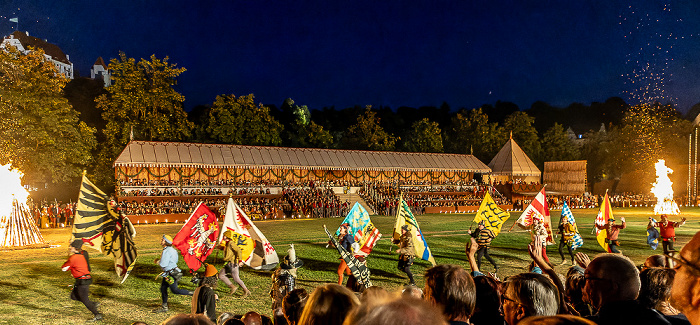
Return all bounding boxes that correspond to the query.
[9,18,18,23]
[219,197,279,269]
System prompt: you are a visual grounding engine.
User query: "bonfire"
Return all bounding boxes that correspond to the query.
[0,165,45,247]
[651,159,680,215]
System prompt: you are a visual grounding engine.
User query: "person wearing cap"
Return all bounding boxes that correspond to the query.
[468,221,498,272]
[218,232,251,298]
[271,244,304,321]
[394,224,416,285]
[192,264,219,323]
[595,217,626,253]
[61,239,102,321]
[154,234,193,313]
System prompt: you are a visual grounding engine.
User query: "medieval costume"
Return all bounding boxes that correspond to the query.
[218,234,251,298]
[192,264,219,323]
[395,225,415,285]
[62,239,102,321]
[154,234,192,313]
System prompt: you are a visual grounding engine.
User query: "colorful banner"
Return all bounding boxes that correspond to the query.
[173,202,219,271]
[595,192,613,253]
[392,196,436,266]
[335,203,381,256]
[560,202,583,249]
[472,192,510,237]
[516,186,554,245]
[218,198,279,270]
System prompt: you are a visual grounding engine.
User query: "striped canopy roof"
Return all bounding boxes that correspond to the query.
[114,141,491,172]
[488,138,541,177]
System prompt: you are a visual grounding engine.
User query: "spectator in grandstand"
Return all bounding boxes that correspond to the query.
[298,284,359,325]
[650,215,687,255]
[584,253,670,325]
[595,217,626,254]
[670,231,700,325]
[423,264,476,325]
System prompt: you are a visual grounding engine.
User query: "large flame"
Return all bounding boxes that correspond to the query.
[0,164,29,217]
[651,159,680,215]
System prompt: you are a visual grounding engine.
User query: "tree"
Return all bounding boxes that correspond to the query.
[0,44,95,184]
[444,108,506,162]
[403,118,443,153]
[339,106,397,151]
[541,123,579,162]
[281,98,333,148]
[97,52,192,157]
[206,94,283,146]
[503,111,542,165]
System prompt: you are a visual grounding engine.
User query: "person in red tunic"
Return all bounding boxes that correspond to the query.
[650,214,686,255]
[62,239,102,321]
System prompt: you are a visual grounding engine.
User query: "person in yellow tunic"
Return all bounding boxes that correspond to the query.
[557,216,577,265]
[394,225,415,286]
[218,235,251,298]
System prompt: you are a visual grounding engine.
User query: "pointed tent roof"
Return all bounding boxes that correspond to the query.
[488,137,541,177]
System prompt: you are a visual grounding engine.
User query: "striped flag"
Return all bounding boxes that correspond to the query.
[218,198,279,270]
[393,196,436,266]
[595,192,613,252]
[516,187,554,245]
[73,174,137,282]
[324,225,372,287]
[473,192,510,237]
[560,202,583,249]
[335,203,381,256]
[173,202,219,271]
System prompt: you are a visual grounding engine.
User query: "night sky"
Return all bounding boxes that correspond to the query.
[2,1,700,112]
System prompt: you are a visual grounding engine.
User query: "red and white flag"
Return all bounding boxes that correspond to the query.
[173,202,219,271]
[218,197,279,270]
[516,186,554,245]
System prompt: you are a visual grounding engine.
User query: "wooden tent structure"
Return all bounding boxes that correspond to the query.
[543,161,587,195]
[114,141,491,186]
[488,137,541,182]
[0,200,46,247]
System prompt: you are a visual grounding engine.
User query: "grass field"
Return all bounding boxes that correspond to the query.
[2,207,700,324]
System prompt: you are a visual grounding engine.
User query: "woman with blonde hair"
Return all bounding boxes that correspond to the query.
[298,284,359,325]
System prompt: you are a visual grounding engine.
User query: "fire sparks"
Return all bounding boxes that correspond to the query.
[651,159,680,215]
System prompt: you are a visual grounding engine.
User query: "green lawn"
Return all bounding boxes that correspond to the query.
[2,207,699,324]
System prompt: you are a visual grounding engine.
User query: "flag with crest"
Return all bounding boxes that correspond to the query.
[595,192,613,252]
[72,173,137,282]
[559,202,583,249]
[325,225,372,287]
[335,202,381,256]
[516,186,554,245]
[218,197,279,270]
[173,202,219,271]
[472,192,510,237]
[392,196,436,266]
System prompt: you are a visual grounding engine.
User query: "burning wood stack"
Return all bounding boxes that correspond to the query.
[0,199,45,247]
[652,159,680,215]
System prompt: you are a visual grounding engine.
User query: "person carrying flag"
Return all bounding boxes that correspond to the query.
[596,217,626,253]
[557,216,577,265]
[394,224,416,286]
[154,234,193,313]
[62,239,102,321]
[468,221,497,272]
[218,234,251,298]
[334,224,354,285]
[649,214,686,255]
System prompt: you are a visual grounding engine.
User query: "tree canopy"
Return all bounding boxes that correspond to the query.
[339,107,397,151]
[0,45,95,184]
[207,94,283,146]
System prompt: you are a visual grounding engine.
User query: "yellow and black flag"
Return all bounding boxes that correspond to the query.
[72,173,137,282]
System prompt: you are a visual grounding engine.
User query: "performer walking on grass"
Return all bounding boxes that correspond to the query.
[596,217,626,253]
[334,224,354,285]
[62,239,102,321]
[468,221,498,272]
[154,235,193,313]
[649,214,686,255]
[394,225,416,285]
[218,234,251,298]
[557,217,577,265]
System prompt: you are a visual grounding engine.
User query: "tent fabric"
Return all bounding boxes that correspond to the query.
[114,141,492,173]
[488,138,541,177]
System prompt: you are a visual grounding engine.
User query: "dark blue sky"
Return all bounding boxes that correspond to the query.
[3,1,700,112]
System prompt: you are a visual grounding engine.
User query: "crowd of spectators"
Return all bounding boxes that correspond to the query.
[153,230,700,325]
[280,187,348,218]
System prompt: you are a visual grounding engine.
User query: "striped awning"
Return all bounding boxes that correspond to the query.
[114,141,491,173]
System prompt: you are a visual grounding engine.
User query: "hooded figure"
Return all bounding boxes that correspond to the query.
[271,244,303,313]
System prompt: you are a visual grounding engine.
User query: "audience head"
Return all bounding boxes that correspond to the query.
[671,231,700,324]
[346,297,447,325]
[471,275,504,325]
[424,264,476,323]
[502,273,559,325]
[644,255,667,269]
[584,254,640,309]
[160,313,215,325]
[299,283,359,325]
[283,288,309,325]
[217,312,235,325]
[241,311,262,325]
[401,285,423,299]
[639,267,675,310]
[518,315,597,325]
